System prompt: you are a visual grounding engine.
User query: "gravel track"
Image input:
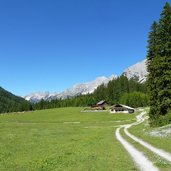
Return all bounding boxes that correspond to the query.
[115,111,161,171]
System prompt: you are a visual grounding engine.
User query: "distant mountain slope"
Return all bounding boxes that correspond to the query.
[0,87,32,113]
[25,75,116,103]
[25,59,148,103]
[24,92,52,103]
[123,59,148,83]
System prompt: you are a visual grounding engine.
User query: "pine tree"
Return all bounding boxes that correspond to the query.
[157,2,171,115]
[147,21,160,120]
[147,2,171,125]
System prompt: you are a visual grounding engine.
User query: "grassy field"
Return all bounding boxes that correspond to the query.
[0,107,137,171]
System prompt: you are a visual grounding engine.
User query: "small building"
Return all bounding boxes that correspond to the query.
[96,100,107,107]
[91,100,107,110]
[110,104,135,114]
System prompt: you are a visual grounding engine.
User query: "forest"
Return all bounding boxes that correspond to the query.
[0,87,32,114]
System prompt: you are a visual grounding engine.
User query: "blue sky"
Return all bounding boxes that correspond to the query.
[0,0,170,96]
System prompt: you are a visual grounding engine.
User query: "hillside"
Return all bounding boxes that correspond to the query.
[0,87,32,113]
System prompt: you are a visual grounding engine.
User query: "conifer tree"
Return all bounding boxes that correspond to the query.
[157,2,171,115]
[147,21,159,120]
[147,2,171,125]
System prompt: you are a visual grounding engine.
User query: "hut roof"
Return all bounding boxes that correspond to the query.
[112,104,134,110]
[97,100,106,105]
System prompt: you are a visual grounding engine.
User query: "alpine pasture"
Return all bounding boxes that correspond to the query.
[0,107,136,171]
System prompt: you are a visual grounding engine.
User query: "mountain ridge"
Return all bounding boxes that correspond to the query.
[123,59,147,83]
[25,74,117,103]
[25,59,147,103]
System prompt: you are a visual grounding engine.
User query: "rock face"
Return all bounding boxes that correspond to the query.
[123,59,148,83]
[24,92,52,103]
[24,75,116,103]
[25,59,148,103]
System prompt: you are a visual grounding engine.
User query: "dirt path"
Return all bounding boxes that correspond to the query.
[115,111,160,171]
[124,112,171,163]
[116,127,159,171]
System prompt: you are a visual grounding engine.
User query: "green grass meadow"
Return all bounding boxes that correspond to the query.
[0,107,137,171]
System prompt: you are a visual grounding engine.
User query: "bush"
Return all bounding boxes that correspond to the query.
[149,111,171,127]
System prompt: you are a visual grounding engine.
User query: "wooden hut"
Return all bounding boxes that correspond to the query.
[91,100,107,110]
[110,104,135,114]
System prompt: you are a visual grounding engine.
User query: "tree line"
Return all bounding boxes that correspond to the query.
[0,75,148,114]
[33,75,148,110]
